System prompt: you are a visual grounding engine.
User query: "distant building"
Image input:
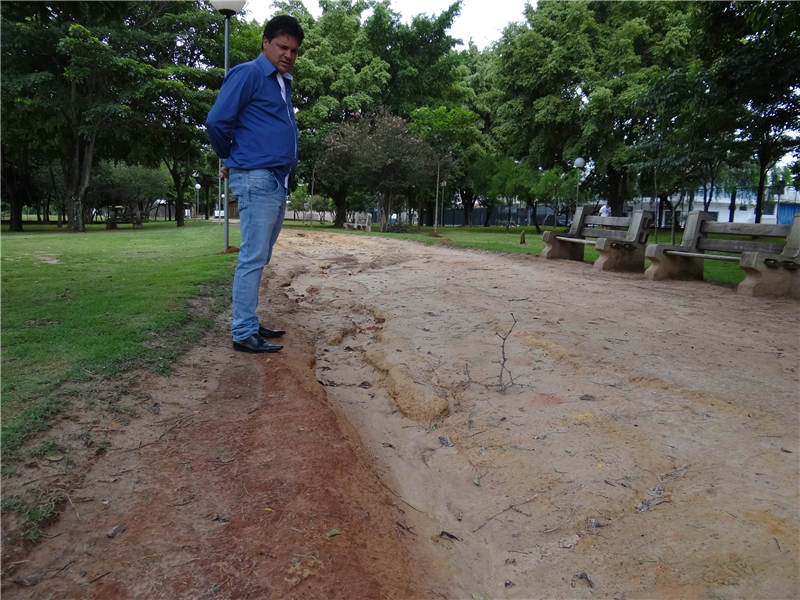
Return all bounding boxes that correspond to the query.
[629,186,800,227]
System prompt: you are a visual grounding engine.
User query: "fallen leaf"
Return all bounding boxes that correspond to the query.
[326,529,342,538]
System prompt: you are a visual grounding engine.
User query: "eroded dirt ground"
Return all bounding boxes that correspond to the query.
[2,229,799,600]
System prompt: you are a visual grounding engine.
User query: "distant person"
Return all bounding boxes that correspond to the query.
[206,15,304,354]
[599,202,612,218]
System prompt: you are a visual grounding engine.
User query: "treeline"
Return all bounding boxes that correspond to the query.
[2,1,798,233]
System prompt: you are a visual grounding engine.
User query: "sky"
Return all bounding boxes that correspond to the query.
[240,0,533,49]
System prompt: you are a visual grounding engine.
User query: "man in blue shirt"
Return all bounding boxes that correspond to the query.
[206,15,304,353]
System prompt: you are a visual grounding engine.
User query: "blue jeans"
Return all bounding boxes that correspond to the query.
[228,168,286,341]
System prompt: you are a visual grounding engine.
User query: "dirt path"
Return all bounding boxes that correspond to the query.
[2,230,798,599]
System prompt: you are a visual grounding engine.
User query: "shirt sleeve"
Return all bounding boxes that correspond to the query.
[205,65,256,161]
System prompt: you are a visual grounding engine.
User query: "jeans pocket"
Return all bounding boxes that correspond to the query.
[251,172,281,196]
[229,172,246,210]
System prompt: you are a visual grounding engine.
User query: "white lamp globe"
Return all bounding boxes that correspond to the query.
[209,1,247,14]
[574,157,586,169]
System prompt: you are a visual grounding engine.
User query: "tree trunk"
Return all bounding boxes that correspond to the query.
[607,167,623,215]
[728,188,737,222]
[755,151,772,224]
[461,188,476,226]
[329,184,349,228]
[378,190,393,232]
[1,165,25,233]
[483,201,494,227]
[529,201,541,234]
[66,131,96,233]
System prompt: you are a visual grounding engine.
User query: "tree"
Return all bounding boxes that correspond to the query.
[86,161,171,220]
[0,1,232,231]
[630,62,741,234]
[410,106,483,225]
[125,2,236,227]
[319,109,438,231]
[493,1,695,214]
[283,0,391,227]
[363,1,468,118]
[695,1,800,223]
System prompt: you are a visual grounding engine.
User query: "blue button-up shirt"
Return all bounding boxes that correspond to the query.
[206,53,298,185]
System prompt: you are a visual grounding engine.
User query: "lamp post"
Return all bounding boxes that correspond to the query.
[574,158,585,221]
[441,180,447,227]
[210,0,247,249]
[434,161,441,233]
[195,183,201,219]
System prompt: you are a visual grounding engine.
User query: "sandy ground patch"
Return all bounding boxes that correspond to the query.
[2,229,798,600]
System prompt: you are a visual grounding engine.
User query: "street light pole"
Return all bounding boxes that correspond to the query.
[210,1,247,250]
[434,161,440,233]
[574,156,586,211]
[441,180,446,227]
[195,183,201,219]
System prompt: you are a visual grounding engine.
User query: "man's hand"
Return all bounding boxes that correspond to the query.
[220,166,230,179]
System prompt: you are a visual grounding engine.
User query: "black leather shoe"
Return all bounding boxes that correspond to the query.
[233,334,283,353]
[258,325,286,338]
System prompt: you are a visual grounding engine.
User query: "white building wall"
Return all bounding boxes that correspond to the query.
[630,186,799,226]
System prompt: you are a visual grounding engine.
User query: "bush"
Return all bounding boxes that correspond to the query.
[386,223,418,233]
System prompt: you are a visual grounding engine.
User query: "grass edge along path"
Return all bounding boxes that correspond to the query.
[1,220,239,461]
[283,221,750,285]
[1,220,757,462]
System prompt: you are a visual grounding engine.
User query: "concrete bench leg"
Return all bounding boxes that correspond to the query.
[541,231,585,261]
[644,247,704,281]
[738,253,800,298]
[594,239,646,272]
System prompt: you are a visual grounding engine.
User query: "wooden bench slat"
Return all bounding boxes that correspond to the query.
[701,221,790,237]
[584,216,630,227]
[555,236,596,245]
[579,228,628,241]
[698,238,785,254]
[663,250,740,262]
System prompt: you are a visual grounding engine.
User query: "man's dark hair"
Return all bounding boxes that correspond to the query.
[263,15,304,45]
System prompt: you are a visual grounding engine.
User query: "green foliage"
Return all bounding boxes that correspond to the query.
[317,109,437,231]
[87,161,172,217]
[0,1,234,232]
[493,1,695,211]
[386,223,418,234]
[283,1,468,227]
[694,1,800,222]
[364,1,468,117]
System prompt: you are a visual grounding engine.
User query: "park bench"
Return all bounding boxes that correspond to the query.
[344,213,372,231]
[106,214,143,229]
[645,211,800,297]
[541,207,654,272]
[106,206,143,230]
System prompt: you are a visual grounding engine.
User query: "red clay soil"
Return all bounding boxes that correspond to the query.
[0,281,441,600]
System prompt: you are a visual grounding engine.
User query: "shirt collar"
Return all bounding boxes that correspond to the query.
[256,53,293,81]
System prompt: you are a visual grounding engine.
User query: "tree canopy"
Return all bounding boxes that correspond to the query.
[2,0,796,231]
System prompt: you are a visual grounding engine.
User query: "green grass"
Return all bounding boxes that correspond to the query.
[284,220,748,285]
[1,220,239,456]
[1,488,64,541]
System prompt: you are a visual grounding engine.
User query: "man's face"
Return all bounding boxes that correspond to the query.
[262,34,300,74]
